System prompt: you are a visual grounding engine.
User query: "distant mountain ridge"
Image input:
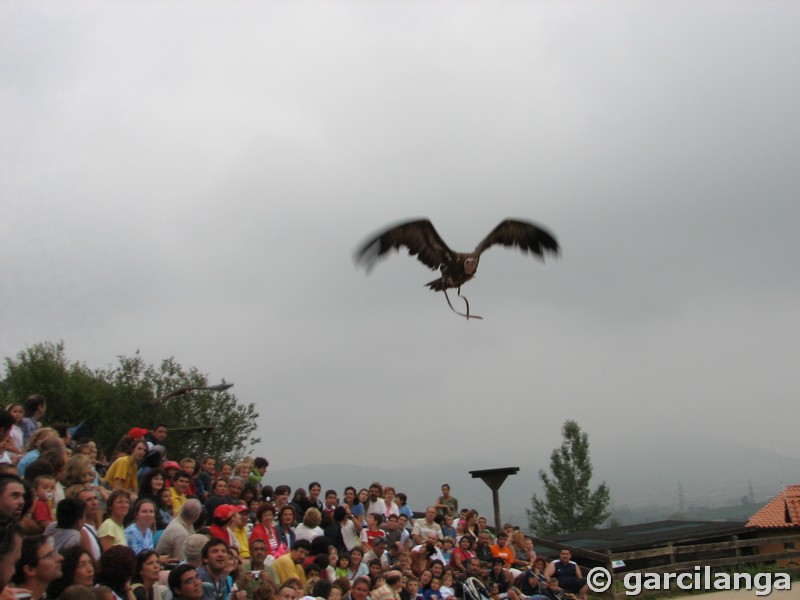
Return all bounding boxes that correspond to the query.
[267,435,800,528]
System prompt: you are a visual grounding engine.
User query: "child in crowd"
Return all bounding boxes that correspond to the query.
[32,474,56,530]
[439,571,455,600]
[361,513,385,549]
[334,554,350,579]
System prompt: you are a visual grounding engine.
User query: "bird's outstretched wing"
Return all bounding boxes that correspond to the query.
[355,219,454,272]
[474,219,560,259]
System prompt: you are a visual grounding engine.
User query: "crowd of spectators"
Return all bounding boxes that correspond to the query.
[0,394,589,600]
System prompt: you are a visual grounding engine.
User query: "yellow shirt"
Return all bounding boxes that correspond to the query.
[170,487,187,517]
[233,526,250,559]
[105,456,138,493]
[272,553,306,585]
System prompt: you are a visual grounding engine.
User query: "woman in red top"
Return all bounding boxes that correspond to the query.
[450,535,476,573]
[249,502,283,556]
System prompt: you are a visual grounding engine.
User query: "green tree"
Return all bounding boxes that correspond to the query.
[527,420,610,535]
[0,341,260,463]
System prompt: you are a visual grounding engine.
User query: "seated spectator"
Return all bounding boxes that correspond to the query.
[0,513,22,594]
[130,549,163,600]
[210,505,238,549]
[125,498,157,553]
[231,505,250,559]
[10,534,64,600]
[21,394,47,447]
[170,470,193,518]
[490,532,515,569]
[450,536,475,573]
[198,537,233,600]
[517,558,549,599]
[96,545,137,600]
[276,506,296,550]
[156,498,202,561]
[44,497,86,552]
[272,540,310,585]
[486,558,520,600]
[31,474,56,531]
[47,547,96,599]
[168,563,204,600]
[17,428,58,478]
[543,550,586,600]
[250,502,283,556]
[183,534,210,569]
[105,440,147,495]
[345,549,369,584]
[294,508,323,543]
[98,490,131,551]
[411,509,441,546]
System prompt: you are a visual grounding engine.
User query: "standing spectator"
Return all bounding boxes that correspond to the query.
[434,486,457,518]
[21,395,47,447]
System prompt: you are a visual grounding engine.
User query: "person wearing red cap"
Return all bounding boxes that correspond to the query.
[128,427,149,441]
[209,505,237,550]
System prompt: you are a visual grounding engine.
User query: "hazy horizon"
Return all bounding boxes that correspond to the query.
[2,2,798,490]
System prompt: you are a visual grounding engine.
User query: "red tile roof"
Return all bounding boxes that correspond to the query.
[747,484,800,528]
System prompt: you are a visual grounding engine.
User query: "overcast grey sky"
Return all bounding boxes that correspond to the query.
[2,2,799,479]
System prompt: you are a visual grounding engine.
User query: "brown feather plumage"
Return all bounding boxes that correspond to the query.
[355,218,559,318]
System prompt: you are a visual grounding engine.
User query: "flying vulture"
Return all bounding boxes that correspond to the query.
[355,218,559,319]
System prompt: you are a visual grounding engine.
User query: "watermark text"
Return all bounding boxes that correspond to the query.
[587,566,792,596]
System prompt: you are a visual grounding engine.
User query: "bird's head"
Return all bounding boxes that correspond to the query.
[464,256,478,275]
